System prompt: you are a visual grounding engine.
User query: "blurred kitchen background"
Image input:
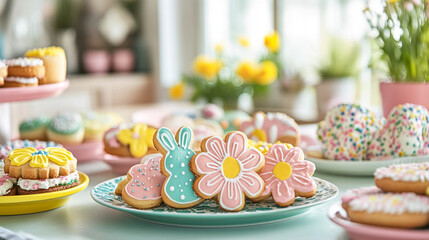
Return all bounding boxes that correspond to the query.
[0,0,384,134]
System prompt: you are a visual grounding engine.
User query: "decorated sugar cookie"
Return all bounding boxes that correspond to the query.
[374,162,429,195]
[239,112,300,146]
[255,144,316,206]
[368,104,429,159]
[154,127,203,208]
[119,154,166,209]
[344,190,429,228]
[191,131,265,212]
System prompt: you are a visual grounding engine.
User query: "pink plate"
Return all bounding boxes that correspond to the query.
[328,202,429,240]
[102,154,141,175]
[0,81,69,103]
[63,141,104,163]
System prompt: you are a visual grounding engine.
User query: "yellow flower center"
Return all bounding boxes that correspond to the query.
[252,129,267,142]
[273,162,292,180]
[222,157,240,179]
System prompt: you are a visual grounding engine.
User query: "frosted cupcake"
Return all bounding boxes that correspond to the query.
[317,104,385,161]
[25,46,67,84]
[367,104,429,159]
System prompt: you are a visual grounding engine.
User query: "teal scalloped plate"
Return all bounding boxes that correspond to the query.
[91,177,338,227]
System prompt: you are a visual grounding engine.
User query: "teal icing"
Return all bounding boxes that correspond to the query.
[19,116,50,132]
[156,127,201,205]
[48,112,83,135]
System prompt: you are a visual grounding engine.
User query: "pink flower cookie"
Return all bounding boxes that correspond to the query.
[191,131,265,212]
[256,144,316,206]
[345,190,429,228]
[120,154,166,209]
[368,104,429,159]
[374,162,429,195]
[239,112,300,146]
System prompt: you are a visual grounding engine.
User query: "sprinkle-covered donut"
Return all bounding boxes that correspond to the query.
[317,104,385,161]
[368,104,429,159]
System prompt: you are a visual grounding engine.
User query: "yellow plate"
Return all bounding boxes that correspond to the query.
[0,172,89,215]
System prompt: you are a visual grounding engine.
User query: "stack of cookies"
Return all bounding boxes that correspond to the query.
[341,162,429,228]
[3,58,45,88]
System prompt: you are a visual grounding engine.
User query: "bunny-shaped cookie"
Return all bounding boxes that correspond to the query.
[154,127,203,208]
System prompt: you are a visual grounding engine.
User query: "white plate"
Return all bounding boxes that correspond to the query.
[307,155,429,176]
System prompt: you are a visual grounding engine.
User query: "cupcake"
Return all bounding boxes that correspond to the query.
[19,115,51,141]
[47,112,84,145]
[25,46,67,84]
[4,147,79,195]
[4,57,44,87]
[317,104,385,161]
[81,111,122,142]
[103,123,157,158]
[367,104,429,159]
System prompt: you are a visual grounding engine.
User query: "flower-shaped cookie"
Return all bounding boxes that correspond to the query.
[117,123,156,158]
[257,144,316,206]
[8,147,73,168]
[191,131,265,211]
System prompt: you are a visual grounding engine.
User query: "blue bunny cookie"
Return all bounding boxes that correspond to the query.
[154,127,203,208]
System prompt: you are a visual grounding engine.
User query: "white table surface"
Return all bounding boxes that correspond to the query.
[0,159,374,240]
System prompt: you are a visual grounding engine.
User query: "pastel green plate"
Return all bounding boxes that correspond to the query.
[91,177,338,227]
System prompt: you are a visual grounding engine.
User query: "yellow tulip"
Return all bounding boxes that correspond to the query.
[238,36,250,48]
[236,61,259,83]
[264,32,281,53]
[169,82,185,100]
[193,55,223,79]
[255,61,278,85]
[387,0,398,4]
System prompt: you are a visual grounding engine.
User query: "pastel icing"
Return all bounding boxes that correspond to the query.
[349,192,429,214]
[156,127,201,205]
[341,186,383,204]
[117,123,156,158]
[19,115,50,132]
[124,154,165,200]
[374,162,429,182]
[25,46,65,57]
[193,132,265,211]
[317,104,385,161]
[104,123,134,148]
[248,140,293,155]
[8,147,74,168]
[0,140,62,159]
[4,77,38,84]
[240,112,299,143]
[5,57,43,67]
[18,171,79,191]
[0,160,16,195]
[368,104,429,159]
[259,145,315,205]
[81,111,121,134]
[48,112,83,135]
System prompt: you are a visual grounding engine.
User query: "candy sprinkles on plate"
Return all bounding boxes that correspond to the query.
[368,104,429,159]
[317,104,385,161]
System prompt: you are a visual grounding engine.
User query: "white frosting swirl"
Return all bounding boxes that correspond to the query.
[18,171,79,191]
[5,77,38,84]
[5,57,43,67]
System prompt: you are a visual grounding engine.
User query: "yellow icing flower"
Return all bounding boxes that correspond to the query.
[236,61,259,83]
[238,36,250,47]
[193,55,223,79]
[264,32,281,53]
[8,147,73,168]
[255,61,278,85]
[169,82,185,100]
[215,44,224,53]
[117,123,156,158]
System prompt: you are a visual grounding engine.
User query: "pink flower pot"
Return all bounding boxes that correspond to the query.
[83,50,111,73]
[380,82,429,117]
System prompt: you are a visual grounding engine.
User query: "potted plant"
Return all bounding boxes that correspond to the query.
[315,37,362,118]
[365,0,429,116]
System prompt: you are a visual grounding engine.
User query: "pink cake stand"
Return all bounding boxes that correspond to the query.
[63,140,104,163]
[0,81,69,144]
[328,202,429,240]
